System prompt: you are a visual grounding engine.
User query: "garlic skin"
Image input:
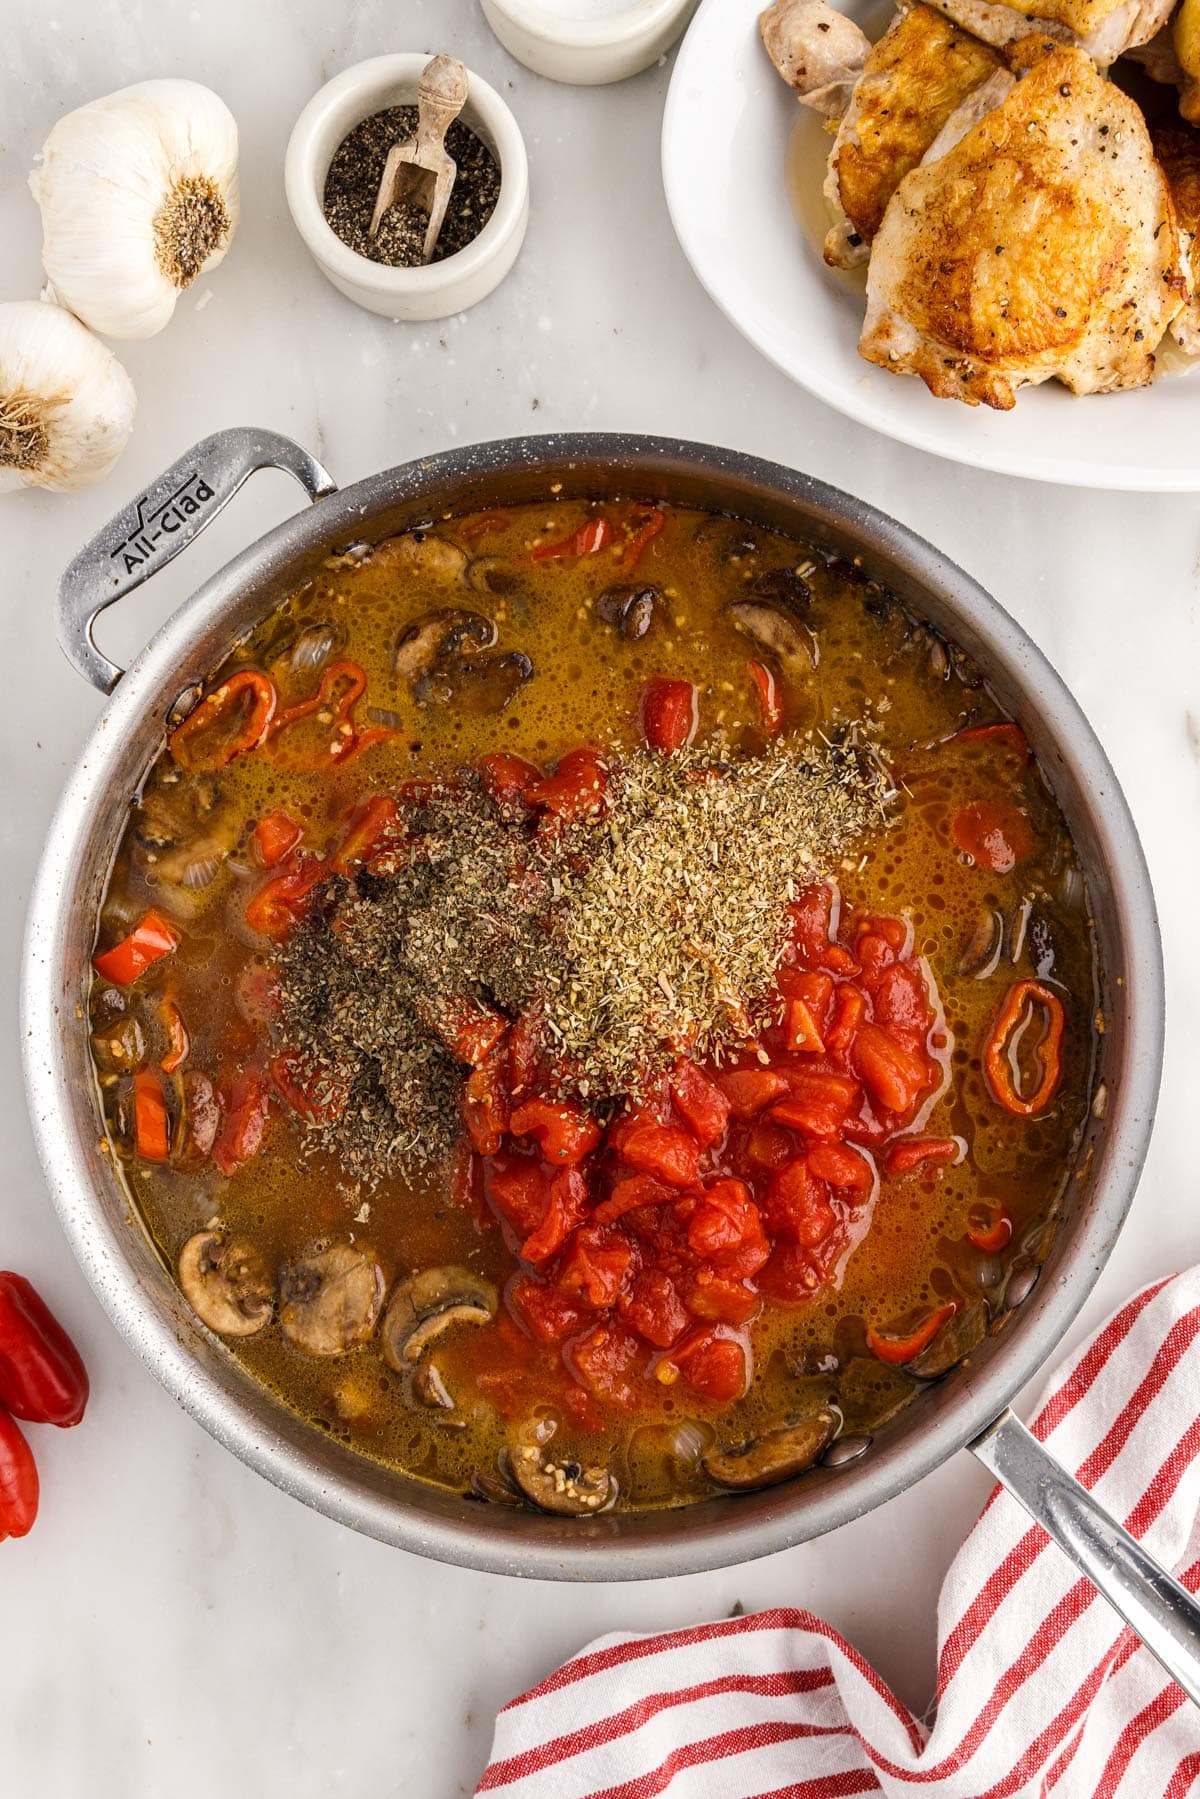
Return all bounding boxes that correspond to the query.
[31,80,240,341]
[0,301,136,493]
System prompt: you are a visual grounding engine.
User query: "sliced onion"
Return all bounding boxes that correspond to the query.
[669,1420,714,1467]
[1059,864,1086,913]
[180,853,226,890]
[366,706,405,731]
[290,624,339,674]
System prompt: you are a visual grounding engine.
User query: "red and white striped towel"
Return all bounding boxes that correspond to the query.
[477,1268,1200,1798]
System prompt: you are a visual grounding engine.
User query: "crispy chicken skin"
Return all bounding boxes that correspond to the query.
[923,0,1174,68]
[859,46,1187,409]
[759,0,872,118]
[1150,120,1200,351]
[824,6,1005,269]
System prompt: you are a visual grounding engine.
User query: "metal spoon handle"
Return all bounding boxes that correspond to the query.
[971,1408,1200,1707]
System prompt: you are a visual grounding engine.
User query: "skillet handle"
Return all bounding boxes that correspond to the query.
[56,426,338,694]
[971,1408,1200,1707]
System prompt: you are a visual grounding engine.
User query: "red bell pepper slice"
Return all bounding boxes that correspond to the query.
[0,1273,89,1428]
[459,510,510,542]
[531,517,613,561]
[212,1072,268,1175]
[954,721,1031,761]
[747,660,783,735]
[159,998,190,1074]
[983,980,1065,1117]
[133,1069,170,1162]
[266,661,372,770]
[244,852,326,940]
[331,796,402,874]
[641,677,698,754]
[867,1301,957,1366]
[621,506,665,574]
[92,909,179,987]
[168,669,277,773]
[251,811,302,868]
[966,1208,1013,1252]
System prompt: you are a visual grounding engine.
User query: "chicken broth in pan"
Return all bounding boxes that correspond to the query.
[89,500,1097,1512]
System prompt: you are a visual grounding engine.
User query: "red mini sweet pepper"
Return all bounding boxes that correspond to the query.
[0,1272,90,1428]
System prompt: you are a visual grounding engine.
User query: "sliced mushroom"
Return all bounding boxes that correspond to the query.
[508,1437,614,1516]
[178,1231,274,1338]
[597,584,659,641]
[466,557,523,597]
[448,651,534,715]
[90,1011,146,1075]
[279,1242,384,1357]
[393,607,498,685]
[374,530,469,585]
[412,1360,456,1409]
[957,909,1004,979]
[726,598,818,680]
[906,1301,988,1380]
[468,1466,527,1508]
[750,566,812,614]
[183,1071,221,1158]
[692,516,762,560]
[702,1408,838,1491]
[381,1265,497,1371]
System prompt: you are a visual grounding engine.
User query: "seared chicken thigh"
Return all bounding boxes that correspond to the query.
[859,45,1187,407]
[924,0,1174,67]
[1150,119,1200,352]
[759,0,872,118]
[823,5,1005,268]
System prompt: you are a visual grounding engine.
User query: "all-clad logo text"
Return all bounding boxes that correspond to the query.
[111,471,216,575]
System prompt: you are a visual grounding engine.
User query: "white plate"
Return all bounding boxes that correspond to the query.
[662,0,1200,490]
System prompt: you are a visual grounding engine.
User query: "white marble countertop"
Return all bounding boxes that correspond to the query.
[2,1,1198,1791]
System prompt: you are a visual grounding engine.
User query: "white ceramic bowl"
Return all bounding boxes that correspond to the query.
[481,0,698,84]
[285,54,529,321]
[663,0,1200,491]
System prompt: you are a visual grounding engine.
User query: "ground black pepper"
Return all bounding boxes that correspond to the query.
[322,105,501,269]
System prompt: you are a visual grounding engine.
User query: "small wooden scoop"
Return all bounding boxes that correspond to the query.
[369,54,470,264]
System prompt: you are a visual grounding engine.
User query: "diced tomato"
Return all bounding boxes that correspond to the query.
[244,853,326,940]
[757,1242,822,1303]
[613,1121,701,1188]
[133,1069,170,1162]
[234,961,281,1027]
[716,1068,790,1119]
[763,1159,835,1248]
[786,885,834,964]
[251,811,302,868]
[558,1224,633,1308]
[594,1173,675,1224]
[531,516,613,561]
[528,748,609,822]
[871,963,934,1040]
[617,1268,689,1347]
[743,1118,795,1172]
[886,1137,959,1176]
[640,677,698,754]
[460,1052,511,1155]
[479,751,544,814]
[684,1268,761,1326]
[269,1049,348,1124]
[92,910,179,987]
[686,1180,770,1277]
[331,796,401,873]
[784,996,826,1055]
[510,1276,587,1344]
[747,660,783,735]
[507,1016,539,1098]
[952,799,1033,874]
[807,1141,873,1192]
[521,1167,588,1264]
[669,1059,731,1149]
[856,931,898,985]
[825,986,866,1056]
[569,1322,643,1407]
[487,1157,551,1238]
[670,1327,748,1404]
[867,1301,957,1366]
[428,998,508,1069]
[770,1069,861,1138]
[509,1096,602,1164]
[851,1025,929,1116]
[212,1073,267,1175]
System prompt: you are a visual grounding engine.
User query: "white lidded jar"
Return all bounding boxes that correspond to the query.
[480,0,700,84]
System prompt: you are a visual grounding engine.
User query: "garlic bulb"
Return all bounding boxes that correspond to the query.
[30,80,239,340]
[0,301,136,493]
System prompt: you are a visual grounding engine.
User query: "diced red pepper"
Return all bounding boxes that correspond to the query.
[528,749,609,822]
[251,811,302,868]
[509,1096,602,1164]
[168,669,276,773]
[522,1167,588,1264]
[867,1302,957,1366]
[763,1159,835,1247]
[966,1207,1013,1252]
[669,1059,732,1149]
[244,853,326,940]
[133,1069,170,1163]
[851,1025,929,1116]
[886,1137,959,1176]
[92,910,179,987]
[747,660,783,735]
[0,1273,89,1428]
[531,517,613,561]
[716,1068,790,1119]
[952,799,1034,875]
[618,1268,689,1347]
[212,1073,267,1176]
[613,1120,701,1188]
[640,677,698,754]
[670,1327,748,1404]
